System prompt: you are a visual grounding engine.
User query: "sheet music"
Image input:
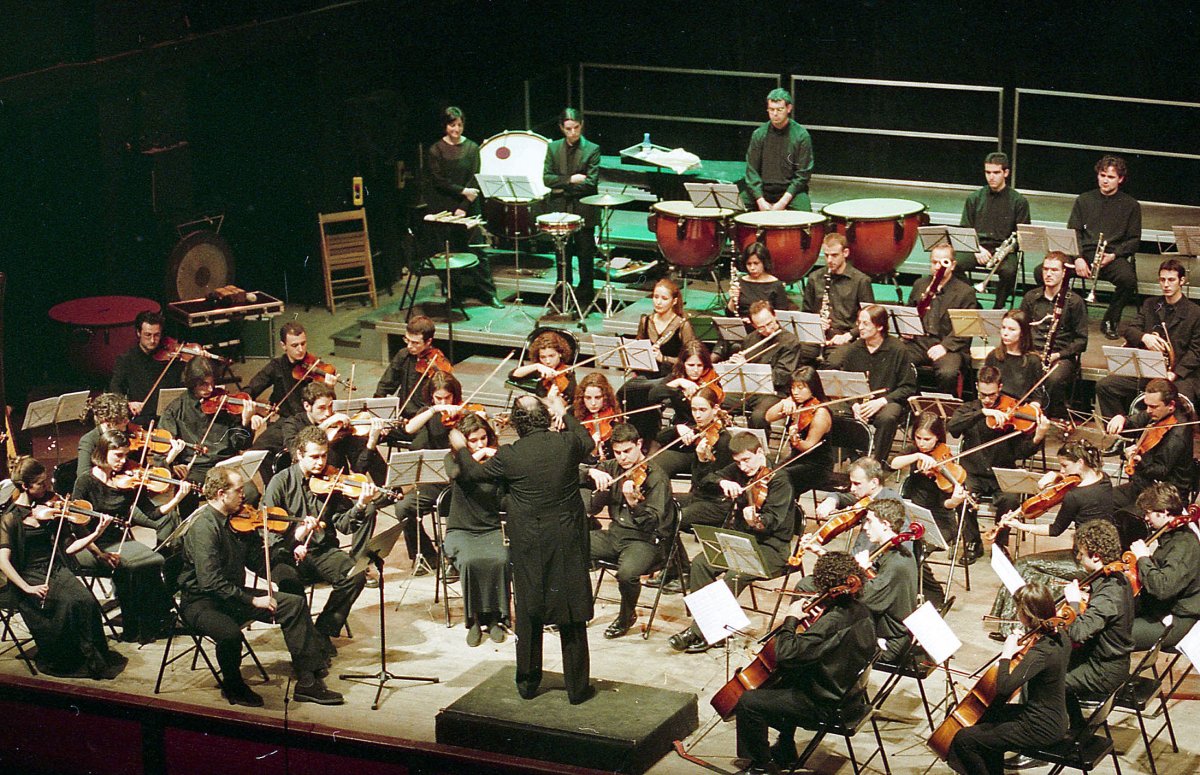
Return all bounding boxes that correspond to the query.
[22,390,91,431]
[684,580,752,645]
[716,362,773,395]
[1174,618,1200,671]
[711,316,749,342]
[990,545,1027,595]
[213,450,269,483]
[157,387,187,416]
[333,396,401,415]
[386,450,450,487]
[904,601,963,666]
[775,310,826,345]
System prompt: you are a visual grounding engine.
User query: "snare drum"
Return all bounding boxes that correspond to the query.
[821,198,928,276]
[479,130,551,239]
[647,201,733,269]
[731,211,827,282]
[536,212,583,236]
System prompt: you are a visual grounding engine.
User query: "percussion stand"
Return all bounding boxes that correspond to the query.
[542,230,587,330]
[583,205,625,318]
[507,234,538,326]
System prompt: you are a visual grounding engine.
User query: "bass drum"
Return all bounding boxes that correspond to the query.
[731,211,827,283]
[166,230,235,301]
[821,198,928,277]
[647,201,732,269]
[479,130,551,239]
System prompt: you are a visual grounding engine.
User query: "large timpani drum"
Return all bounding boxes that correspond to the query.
[647,201,733,269]
[479,130,551,239]
[822,198,929,276]
[731,211,827,282]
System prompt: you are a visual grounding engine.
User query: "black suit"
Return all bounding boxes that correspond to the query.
[543,136,600,308]
[456,413,594,702]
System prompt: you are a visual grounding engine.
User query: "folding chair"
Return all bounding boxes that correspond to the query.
[0,589,38,675]
[873,596,957,733]
[789,648,890,775]
[503,325,580,409]
[1014,682,1122,775]
[1100,626,1180,775]
[591,498,686,639]
[155,598,268,695]
[318,208,378,313]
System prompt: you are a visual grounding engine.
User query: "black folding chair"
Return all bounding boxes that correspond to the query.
[154,597,268,695]
[788,648,890,775]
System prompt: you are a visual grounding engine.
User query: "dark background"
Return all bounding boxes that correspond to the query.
[1,0,1197,409]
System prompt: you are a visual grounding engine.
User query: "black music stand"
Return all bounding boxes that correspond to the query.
[339,522,439,710]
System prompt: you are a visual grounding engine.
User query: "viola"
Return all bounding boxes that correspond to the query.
[789,496,871,565]
[154,337,230,365]
[228,505,318,534]
[309,467,401,501]
[109,464,202,495]
[1018,474,1081,520]
[920,443,969,495]
[986,394,1044,433]
[580,406,617,452]
[200,388,276,418]
[126,423,207,456]
[291,352,353,389]
[415,347,453,376]
[709,575,863,720]
[696,367,726,404]
[929,605,1077,760]
[1124,415,1177,477]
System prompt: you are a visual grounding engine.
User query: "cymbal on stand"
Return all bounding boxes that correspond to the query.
[580,193,635,208]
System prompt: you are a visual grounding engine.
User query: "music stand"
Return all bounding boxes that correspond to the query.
[477,173,542,324]
[815,370,872,400]
[716,362,773,417]
[918,225,980,253]
[340,521,438,710]
[213,450,269,483]
[1103,346,1168,380]
[775,311,826,345]
[691,525,771,580]
[22,390,90,465]
[1171,225,1200,256]
[332,396,401,416]
[949,309,1005,350]
[386,450,450,581]
[711,316,750,343]
[872,303,924,338]
[1017,224,1080,258]
[591,335,658,374]
[907,393,962,421]
[156,387,187,416]
[684,182,743,211]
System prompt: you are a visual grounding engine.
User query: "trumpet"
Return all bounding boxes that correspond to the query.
[1084,233,1108,303]
[973,232,1019,294]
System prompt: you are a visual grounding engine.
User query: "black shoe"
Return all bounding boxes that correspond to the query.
[484,296,505,309]
[741,763,781,775]
[223,682,265,708]
[603,616,635,639]
[686,636,721,654]
[770,740,800,768]
[660,579,685,595]
[669,629,702,652]
[294,679,344,705]
[989,630,1008,642]
[1102,320,1119,340]
[569,684,597,705]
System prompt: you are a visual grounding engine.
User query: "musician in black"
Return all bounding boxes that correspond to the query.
[245,322,335,421]
[721,300,802,432]
[982,310,1045,403]
[905,244,980,395]
[1106,378,1193,546]
[584,423,672,639]
[110,310,182,426]
[374,315,445,418]
[277,382,385,485]
[1127,483,1200,650]
[1062,520,1134,712]
[733,552,877,774]
[958,152,1030,310]
[1018,252,1088,415]
[1068,155,1142,340]
[800,232,875,367]
[542,108,600,309]
[947,583,1072,775]
[668,433,793,654]
[741,87,813,213]
[840,305,918,462]
[1097,258,1200,417]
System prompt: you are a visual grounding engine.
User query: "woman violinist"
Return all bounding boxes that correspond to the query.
[573,372,620,462]
[988,440,1112,637]
[946,582,1072,775]
[0,458,127,678]
[71,429,179,643]
[890,412,971,546]
[443,412,511,646]
[618,279,698,443]
[983,310,1046,404]
[727,242,791,325]
[648,340,724,429]
[764,367,834,496]
[508,330,576,403]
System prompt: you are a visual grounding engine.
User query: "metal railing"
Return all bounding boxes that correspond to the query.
[579,63,779,128]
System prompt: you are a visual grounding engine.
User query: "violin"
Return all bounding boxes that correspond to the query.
[1017,473,1081,520]
[710,575,864,720]
[439,403,488,429]
[787,397,822,449]
[126,423,208,456]
[581,406,617,455]
[309,467,401,501]
[32,498,132,529]
[930,605,1077,760]
[291,352,352,389]
[416,347,453,376]
[986,394,1044,433]
[746,469,771,514]
[326,412,405,438]
[109,464,202,495]
[200,388,276,418]
[154,337,230,365]
[695,367,726,404]
[920,443,970,496]
[541,370,570,396]
[789,496,872,566]
[1124,415,1177,477]
[227,505,319,534]
[695,414,727,463]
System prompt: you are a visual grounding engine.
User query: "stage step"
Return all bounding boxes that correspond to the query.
[436,666,698,775]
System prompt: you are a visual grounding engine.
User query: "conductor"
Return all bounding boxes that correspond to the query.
[449,394,597,704]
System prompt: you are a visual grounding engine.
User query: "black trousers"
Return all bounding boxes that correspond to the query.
[394,483,444,562]
[947,704,1064,775]
[867,402,906,462]
[735,686,832,768]
[515,616,590,703]
[589,529,661,622]
[269,545,366,637]
[1036,258,1138,327]
[956,250,1020,310]
[617,375,664,447]
[721,392,779,431]
[904,340,967,396]
[180,589,329,684]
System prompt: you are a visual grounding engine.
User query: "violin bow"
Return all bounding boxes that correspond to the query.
[607,418,722,487]
[184,393,228,480]
[580,404,662,426]
[458,351,515,410]
[273,357,325,415]
[559,341,637,375]
[137,349,184,416]
[40,503,70,609]
[117,420,159,556]
[259,506,276,623]
[397,357,442,419]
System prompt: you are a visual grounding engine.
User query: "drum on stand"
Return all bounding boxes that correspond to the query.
[479,130,551,240]
[647,201,732,269]
[731,211,827,283]
[821,198,928,277]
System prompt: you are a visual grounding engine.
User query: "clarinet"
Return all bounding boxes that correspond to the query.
[1084,233,1108,303]
[729,260,741,315]
[819,268,833,340]
[1041,282,1070,371]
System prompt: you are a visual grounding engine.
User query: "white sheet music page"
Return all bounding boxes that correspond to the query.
[684,580,752,645]
[903,601,962,665]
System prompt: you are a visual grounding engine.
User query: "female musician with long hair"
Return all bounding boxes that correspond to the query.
[573,372,621,461]
[727,242,790,323]
[891,411,970,546]
[619,279,698,443]
[444,412,511,646]
[983,309,1044,403]
[509,330,576,403]
[989,440,1112,637]
[763,367,834,495]
[70,429,178,643]
[648,340,723,430]
[947,583,1071,775]
[0,458,126,678]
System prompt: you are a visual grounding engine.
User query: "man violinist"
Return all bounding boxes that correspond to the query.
[733,551,877,775]
[904,243,980,395]
[1096,258,1200,417]
[256,426,371,640]
[813,456,899,519]
[669,433,793,654]
[245,322,334,420]
[722,300,802,432]
[1019,251,1088,415]
[584,423,672,639]
[1127,483,1200,650]
[1106,378,1193,546]
[178,467,342,706]
[374,315,447,418]
[110,310,182,426]
[837,305,918,462]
